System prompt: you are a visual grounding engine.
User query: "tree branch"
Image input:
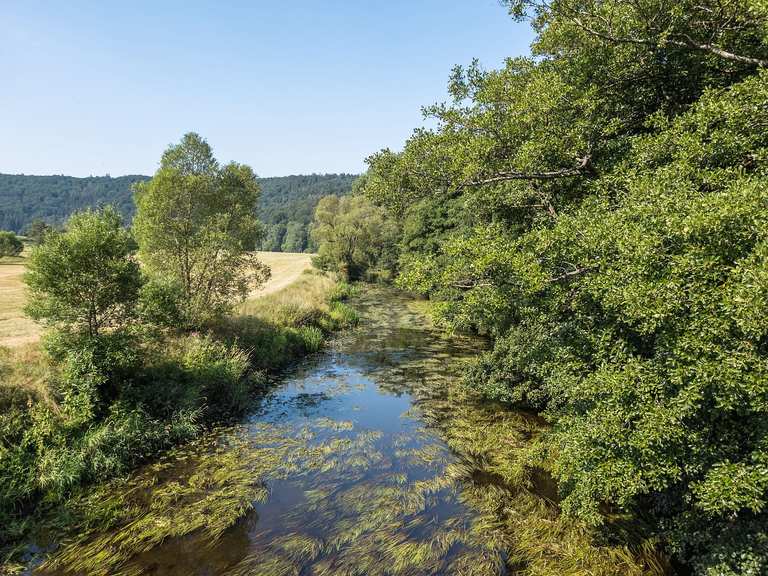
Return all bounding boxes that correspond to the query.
[464,155,593,187]
[570,15,768,67]
[548,264,598,283]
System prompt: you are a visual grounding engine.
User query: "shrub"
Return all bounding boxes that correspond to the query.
[179,335,251,418]
[137,276,187,328]
[326,301,360,330]
[295,326,324,353]
[24,207,142,338]
[0,231,23,257]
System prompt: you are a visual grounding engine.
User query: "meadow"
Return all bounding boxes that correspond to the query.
[0,251,313,349]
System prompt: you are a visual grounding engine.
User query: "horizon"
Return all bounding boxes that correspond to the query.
[2,1,534,178]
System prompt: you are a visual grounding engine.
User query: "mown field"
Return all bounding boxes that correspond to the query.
[0,251,313,349]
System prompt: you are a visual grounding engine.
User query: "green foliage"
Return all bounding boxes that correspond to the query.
[327,301,360,329]
[177,335,251,418]
[132,133,269,326]
[328,281,357,302]
[136,275,187,328]
[258,173,357,252]
[281,220,307,252]
[0,173,148,233]
[0,231,23,257]
[358,3,768,572]
[23,219,53,245]
[311,194,399,280]
[24,207,142,338]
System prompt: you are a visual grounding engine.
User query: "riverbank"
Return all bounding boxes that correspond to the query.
[20,287,667,576]
[0,268,357,573]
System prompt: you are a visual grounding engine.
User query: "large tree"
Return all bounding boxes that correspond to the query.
[359,2,768,573]
[132,133,269,325]
[24,207,142,338]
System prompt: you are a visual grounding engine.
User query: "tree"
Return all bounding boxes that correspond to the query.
[358,2,768,572]
[0,231,23,257]
[311,195,399,280]
[260,223,287,252]
[281,221,307,252]
[132,133,269,325]
[24,219,53,245]
[24,207,142,338]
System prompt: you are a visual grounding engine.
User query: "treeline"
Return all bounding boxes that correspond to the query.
[0,134,358,563]
[311,2,768,573]
[0,173,356,252]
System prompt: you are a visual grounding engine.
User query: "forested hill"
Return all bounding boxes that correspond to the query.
[0,174,148,233]
[0,172,356,251]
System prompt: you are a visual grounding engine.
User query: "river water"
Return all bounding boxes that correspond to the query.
[34,288,650,576]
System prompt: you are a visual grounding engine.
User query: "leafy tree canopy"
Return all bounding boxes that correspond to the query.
[132,133,269,326]
[357,2,768,572]
[0,231,23,257]
[24,206,142,338]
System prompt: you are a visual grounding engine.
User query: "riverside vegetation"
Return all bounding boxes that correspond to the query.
[0,135,358,571]
[308,2,768,574]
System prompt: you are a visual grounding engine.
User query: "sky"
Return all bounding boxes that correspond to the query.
[1,1,535,177]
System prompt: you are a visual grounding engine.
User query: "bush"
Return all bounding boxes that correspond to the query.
[137,276,187,328]
[179,335,251,418]
[295,326,324,353]
[0,231,23,257]
[24,207,142,338]
[328,281,356,302]
[327,302,359,329]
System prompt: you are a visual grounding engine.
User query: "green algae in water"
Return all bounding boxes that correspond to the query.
[32,287,669,576]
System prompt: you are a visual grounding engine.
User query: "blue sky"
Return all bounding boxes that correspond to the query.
[1,1,534,177]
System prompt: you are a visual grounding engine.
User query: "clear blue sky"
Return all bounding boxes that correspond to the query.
[1,1,534,177]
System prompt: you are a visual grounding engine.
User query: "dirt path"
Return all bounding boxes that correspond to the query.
[0,262,40,348]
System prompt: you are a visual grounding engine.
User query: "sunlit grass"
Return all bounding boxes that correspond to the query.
[0,258,41,348]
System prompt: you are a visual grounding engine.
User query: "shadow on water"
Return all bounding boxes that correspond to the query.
[31,287,668,576]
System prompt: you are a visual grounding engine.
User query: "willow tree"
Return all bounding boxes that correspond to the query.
[133,133,268,325]
[311,194,399,281]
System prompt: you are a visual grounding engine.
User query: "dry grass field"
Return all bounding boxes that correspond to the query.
[0,252,314,349]
[0,259,41,348]
[251,251,314,297]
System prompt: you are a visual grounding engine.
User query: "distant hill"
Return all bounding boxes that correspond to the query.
[0,174,148,233]
[0,172,357,252]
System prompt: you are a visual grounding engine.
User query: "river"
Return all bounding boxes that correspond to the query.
[32,287,658,576]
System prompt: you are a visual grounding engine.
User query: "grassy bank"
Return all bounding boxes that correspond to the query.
[0,269,357,571]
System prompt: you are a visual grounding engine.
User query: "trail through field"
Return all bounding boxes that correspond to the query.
[251,251,314,297]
